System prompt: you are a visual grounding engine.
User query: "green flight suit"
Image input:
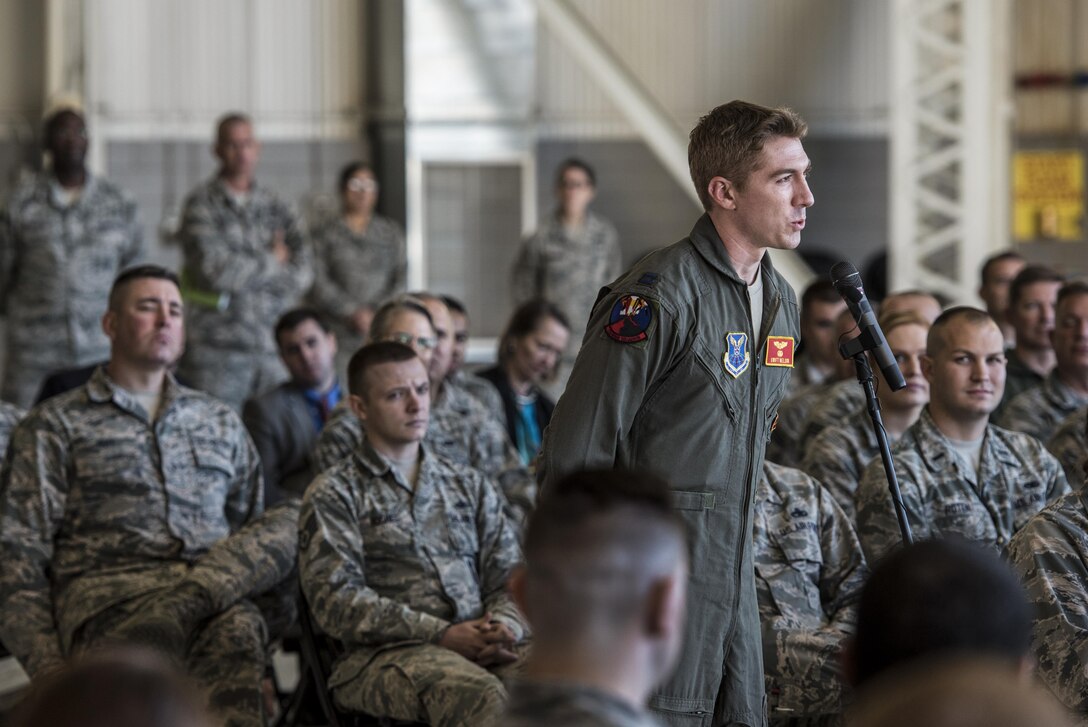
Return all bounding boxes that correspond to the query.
[539,214,800,727]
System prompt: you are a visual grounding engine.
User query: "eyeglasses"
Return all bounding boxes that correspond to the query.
[386,332,436,350]
[347,178,379,193]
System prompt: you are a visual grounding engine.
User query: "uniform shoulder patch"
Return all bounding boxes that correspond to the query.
[765,336,796,368]
[605,294,654,344]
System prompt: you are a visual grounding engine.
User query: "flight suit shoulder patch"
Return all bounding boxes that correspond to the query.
[604,293,656,345]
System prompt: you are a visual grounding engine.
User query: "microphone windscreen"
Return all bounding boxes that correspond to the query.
[830,261,861,286]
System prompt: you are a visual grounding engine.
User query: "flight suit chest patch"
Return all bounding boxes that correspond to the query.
[604,294,655,344]
[723,332,750,378]
[765,336,795,368]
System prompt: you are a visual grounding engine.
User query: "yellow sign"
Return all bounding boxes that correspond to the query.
[1013,151,1084,241]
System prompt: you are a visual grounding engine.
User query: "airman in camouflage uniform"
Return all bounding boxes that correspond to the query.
[799,411,877,519]
[0,268,297,727]
[512,159,621,394]
[767,384,832,469]
[177,114,313,411]
[309,211,406,377]
[996,266,1064,416]
[0,400,24,458]
[1007,470,1088,716]
[0,109,144,408]
[798,380,865,460]
[998,282,1088,443]
[855,409,1068,563]
[298,343,527,725]
[1047,405,1087,483]
[998,372,1088,443]
[755,462,868,727]
[312,379,534,520]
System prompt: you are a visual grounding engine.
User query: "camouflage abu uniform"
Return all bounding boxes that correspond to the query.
[540,215,801,727]
[0,172,143,407]
[854,408,1069,564]
[755,462,868,727]
[0,368,298,727]
[178,178,313,410]
[1007,478,1088,715]
[503,681,663,727]
[448,368,505,422]
[797,380,866,460]
[799,408,879,519]
[298,437,527,725]
[0,400,24,459]
[766,384,831,469]
[997,371,1088,443]
[1047,405,1087,483]
[313,381,535,520]
[511,211,621,393]
[997,348,1045,416]
[308,215,406,376]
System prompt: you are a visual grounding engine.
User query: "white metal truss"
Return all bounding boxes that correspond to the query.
[536,0,814,292]
[889,0,1012,303]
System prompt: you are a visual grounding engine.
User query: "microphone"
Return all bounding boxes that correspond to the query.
[829,261,906,391]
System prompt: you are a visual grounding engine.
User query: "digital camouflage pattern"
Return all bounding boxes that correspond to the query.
[1007,480,1088,715]
[308,215,406,374]
[855,408,1069,563]
[298,437,526,723]
[767,384,831,469]
[798,380,866,459]
[449,368,505,422]
[178,178,313,409]
[0,172,144,407]
[998,371,1088,444]
[997,348,1044,416]
[511,211,621,392]
[312,381,535,521]
[1047,405,1087,484]
[0,400,24,460]
[755,462,868,726]
[504,680,663,727]
[0,368,297,727]
[799,408,879,520]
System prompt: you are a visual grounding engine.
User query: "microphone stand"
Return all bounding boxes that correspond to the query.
[839,331,914,546]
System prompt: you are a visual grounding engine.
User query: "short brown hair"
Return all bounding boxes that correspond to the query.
[1056,280,1088,312]
[926,306,996,357]
[1009,265,1064,308]
[688,100,808,210]
[347,341,419,398]
[215,112,252,145]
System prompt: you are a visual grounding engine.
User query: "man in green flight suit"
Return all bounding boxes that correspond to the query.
[539,100,814,727]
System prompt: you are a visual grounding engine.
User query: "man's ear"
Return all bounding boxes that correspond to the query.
[922,354,934,384]
[102,309,117,341]
[349,393,368,422]
[707,176,739,211]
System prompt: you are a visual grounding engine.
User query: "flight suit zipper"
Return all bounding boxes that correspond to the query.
[723,289,782,661]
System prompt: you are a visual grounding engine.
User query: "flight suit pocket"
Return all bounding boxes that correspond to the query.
[692,340,741,420]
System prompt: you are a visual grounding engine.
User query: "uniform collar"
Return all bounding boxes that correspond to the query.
[354,436,431,492]
[45,172,98,209]
[86,365,182,422]
[212,176,267,209]
[912,407,1019,481]
[688,213,783,298]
